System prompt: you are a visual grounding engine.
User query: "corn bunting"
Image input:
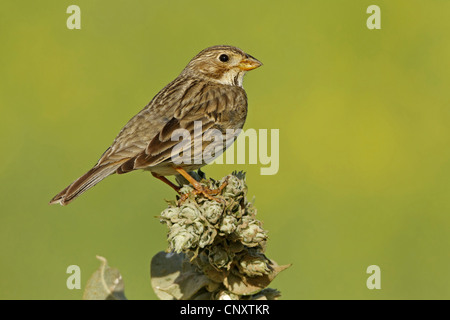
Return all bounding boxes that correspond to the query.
[50,45,262,206]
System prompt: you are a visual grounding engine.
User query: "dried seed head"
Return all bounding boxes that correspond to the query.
[155,171,289,300]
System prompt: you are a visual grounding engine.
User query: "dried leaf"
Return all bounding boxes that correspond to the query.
[248,288,281,300]
[224,260,291,296]
[82,256,126,300]
[150,251,220,300]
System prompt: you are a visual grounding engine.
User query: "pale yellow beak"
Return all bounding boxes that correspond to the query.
[238,55,262,71]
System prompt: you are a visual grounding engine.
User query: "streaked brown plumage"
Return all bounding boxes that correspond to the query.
[50,45,262,206]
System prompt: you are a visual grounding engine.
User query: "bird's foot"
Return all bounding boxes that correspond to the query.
[178,177,228,205]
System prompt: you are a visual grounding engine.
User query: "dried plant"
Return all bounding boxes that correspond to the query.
[83,171,290,300]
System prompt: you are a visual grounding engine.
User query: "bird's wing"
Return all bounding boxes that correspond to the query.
[110,81,247,174]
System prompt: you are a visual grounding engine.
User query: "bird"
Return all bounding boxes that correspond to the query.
[49,45,262,206]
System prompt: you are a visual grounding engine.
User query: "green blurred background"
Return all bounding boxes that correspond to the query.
[1,0,449,299]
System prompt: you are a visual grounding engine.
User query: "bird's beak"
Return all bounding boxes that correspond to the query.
[238,55,263,71]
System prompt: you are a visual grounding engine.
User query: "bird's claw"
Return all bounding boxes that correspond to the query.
[178,178,228,205]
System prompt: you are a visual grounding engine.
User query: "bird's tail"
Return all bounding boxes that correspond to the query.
[49,160,127,206]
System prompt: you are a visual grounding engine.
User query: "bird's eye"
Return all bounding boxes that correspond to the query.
[219,54,229,62]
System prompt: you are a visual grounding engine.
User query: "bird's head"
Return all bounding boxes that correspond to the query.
[182,45,262,87]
